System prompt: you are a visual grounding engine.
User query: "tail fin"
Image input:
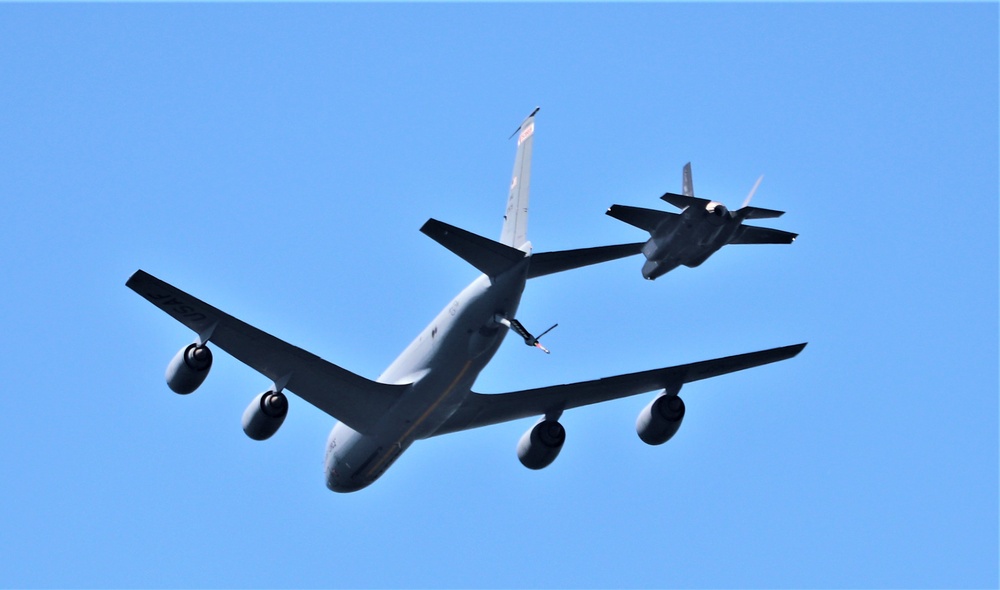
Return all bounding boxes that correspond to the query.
[682,162,694,197]
[527,242,644,279]
[500,107,539,249]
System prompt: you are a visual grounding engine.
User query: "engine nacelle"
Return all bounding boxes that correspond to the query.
[636,394,686,445]
[708,202,729,217]
[165,343,213,394]
[242,390,288,441]
[517,419,566,470]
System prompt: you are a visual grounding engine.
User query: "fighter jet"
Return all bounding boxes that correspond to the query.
[607,163,798,280]
[127,112,805,492]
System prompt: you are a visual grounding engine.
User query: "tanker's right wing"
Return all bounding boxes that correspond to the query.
[429,343,806,437]
[126,270,407,435]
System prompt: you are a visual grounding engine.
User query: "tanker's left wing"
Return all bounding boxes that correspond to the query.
[428,343,806,437]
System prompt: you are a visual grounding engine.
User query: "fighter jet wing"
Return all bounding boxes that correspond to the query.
[731,225,798,245]
[428,343,806,437]
[126,270,407,434]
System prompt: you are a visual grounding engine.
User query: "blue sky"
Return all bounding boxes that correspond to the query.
[1,4,996,588]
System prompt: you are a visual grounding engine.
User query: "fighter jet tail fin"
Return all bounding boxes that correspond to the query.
[606,204,675,233]
[682,162,695,197]
[421,218,527,278]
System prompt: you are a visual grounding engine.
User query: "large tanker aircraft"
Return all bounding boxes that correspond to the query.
[127,110,805,492]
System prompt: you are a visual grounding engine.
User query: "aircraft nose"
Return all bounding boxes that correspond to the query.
[326,475,370,493]
[325,464,372,493]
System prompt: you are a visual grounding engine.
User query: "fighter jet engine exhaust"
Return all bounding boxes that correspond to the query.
[709,203,730,219]
[242,390,288,441]
[517,419,566,469]
[165,343,213,394]
[636,393,685,445]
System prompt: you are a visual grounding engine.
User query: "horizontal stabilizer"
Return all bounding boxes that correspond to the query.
[660,192,712,211]
[421,218,527,278]
[606,204,675,233]
[429,342,807,436]
[739,206,785,220]
[527,242,644,279]
[731,225,798,245]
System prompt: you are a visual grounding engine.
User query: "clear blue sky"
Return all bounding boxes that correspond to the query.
[1,4,996,588]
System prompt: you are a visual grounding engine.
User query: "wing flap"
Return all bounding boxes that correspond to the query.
[429,343,806,437]
[126,270,407,434]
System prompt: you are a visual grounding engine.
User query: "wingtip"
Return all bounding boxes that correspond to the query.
[126,269,147,288]
[767,342,808,360]
[419,218,444,237]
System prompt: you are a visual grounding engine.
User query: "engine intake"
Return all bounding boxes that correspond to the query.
[242,390,289,441]
[636,394,685,445]
[165,343,213,394]
[517,419,566,470]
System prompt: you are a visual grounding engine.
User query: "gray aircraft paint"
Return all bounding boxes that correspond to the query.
[127,112,805,493]
[500,106,537,249]
[607,162,798,280]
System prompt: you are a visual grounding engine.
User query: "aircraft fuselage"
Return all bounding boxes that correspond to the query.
[324,259,529,492]
[641,205,741,280]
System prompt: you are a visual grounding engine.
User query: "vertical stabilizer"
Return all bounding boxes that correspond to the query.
[501,108,538,249]
[682,162,694,197]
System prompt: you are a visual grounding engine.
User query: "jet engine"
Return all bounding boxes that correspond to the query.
[242,390,289,441]
[636,394,685,445]
[165,343,213,394]
[707,202,731,223]
[517,419,565,470]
